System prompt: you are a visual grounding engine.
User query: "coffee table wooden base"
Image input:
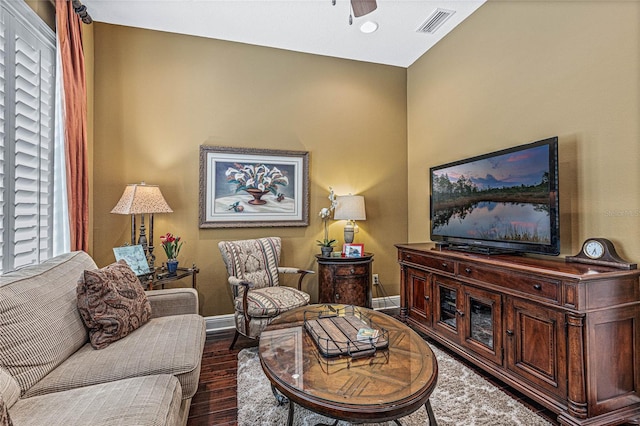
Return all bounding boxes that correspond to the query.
[283,398,438,426]
[270,383,437,426]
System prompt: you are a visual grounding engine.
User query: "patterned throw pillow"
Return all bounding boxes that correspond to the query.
[77,260,152,349]
[0,396,12,426]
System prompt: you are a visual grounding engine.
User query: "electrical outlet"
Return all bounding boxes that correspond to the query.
[373,274,380,286]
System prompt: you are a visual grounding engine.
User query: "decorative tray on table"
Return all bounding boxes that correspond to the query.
[304,305,389,358]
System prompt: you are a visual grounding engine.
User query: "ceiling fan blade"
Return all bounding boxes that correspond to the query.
[351,0,377,17]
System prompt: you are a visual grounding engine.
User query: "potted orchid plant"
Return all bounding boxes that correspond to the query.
[160,233,183,274]
[316,188,337,256]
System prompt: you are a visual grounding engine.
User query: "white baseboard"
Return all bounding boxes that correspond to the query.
[371,295,401,311]
[204,295,401,334]
[205,313,235,333]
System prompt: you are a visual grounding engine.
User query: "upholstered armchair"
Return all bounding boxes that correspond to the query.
[218,237,313,349]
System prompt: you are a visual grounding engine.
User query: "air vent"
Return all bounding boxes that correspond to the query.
[417,8,456,34]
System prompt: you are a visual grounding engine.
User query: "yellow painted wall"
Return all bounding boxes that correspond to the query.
[24,0,54,30]
[92,24,408,316]
[408,1,640,261]
[82,23,95,256]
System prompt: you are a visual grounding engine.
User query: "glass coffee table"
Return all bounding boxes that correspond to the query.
[258,304,438,425]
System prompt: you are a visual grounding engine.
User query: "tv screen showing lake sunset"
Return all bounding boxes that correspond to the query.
[431,143,552,245]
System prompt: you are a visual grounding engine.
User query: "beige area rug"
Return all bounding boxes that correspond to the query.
[237,345,553,425]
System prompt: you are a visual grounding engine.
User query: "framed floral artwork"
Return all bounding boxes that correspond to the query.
[343,243,364,257]
[199,146,309,228]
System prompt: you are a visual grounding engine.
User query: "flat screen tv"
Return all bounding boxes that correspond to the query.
[430,137,560,256]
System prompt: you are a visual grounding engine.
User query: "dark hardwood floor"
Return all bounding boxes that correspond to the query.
[187,315,559,426]
[186,329,257,426]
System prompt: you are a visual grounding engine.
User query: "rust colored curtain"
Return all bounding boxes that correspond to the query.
[56,0,89,251]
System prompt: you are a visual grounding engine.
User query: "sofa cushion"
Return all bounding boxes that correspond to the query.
[0,396,11,426]
[0,368,19,409]
[0,251,96,395]
[24,314,205,400]
[77,260,152,349]
[9,374,181,426]
[234,286,310,317]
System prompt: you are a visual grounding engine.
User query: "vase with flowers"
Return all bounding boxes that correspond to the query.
[225,163,289,205]
[160,233,183,275]
[316,188,337,256]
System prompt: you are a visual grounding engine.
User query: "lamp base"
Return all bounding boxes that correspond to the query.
[344,224,355,244]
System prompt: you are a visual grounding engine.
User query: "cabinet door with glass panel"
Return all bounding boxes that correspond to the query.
[462,286,503,365]
[434,275,502,364]
[433,276,463,342]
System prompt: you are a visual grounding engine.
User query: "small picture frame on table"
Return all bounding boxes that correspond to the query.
[113,245,151,276]
[343,243,364,258]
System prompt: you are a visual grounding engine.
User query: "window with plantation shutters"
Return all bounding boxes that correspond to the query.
[0,2,56,273]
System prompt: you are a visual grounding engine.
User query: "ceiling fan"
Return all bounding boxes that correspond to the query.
[332,0,377,24]
[350,0,377,17]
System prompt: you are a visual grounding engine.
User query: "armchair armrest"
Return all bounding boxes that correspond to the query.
[278,267,315,290]
[228,276,254,288]
[146,288,199,318]
[228,278,254,334]
[278,267,315,275]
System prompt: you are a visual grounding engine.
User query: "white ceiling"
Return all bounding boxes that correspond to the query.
[82,0,486,68]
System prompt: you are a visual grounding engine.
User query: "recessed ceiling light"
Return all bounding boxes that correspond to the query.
[360,21,378,34]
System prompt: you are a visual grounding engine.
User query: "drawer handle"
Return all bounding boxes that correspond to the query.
[350,268,355,274]
[533,284,542,290]
[506,330,514,336]
[465,268,472,274]
[456,309,465,317]
[441,263,448,268]
[424,296,430,301]
[335,294,340,300]
[406,254,412,260]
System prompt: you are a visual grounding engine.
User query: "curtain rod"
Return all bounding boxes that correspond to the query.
[50,0,94,24]
[71,0,93,24]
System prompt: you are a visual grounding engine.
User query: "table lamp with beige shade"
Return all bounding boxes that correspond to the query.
[333,194,366,244]
[111,182,173,269]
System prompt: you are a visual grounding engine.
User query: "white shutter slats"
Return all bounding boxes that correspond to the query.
[14,205,37,219]
[1,2,56,272]
[15,63,37,82]
[38,36,55,263]
[15,36,37,60]
[0,10,6,272]
[15,85,38,109]
[15,139,39,157]
[12,15,50,271]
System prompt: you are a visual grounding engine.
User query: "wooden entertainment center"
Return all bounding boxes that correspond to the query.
[396,243,640,426]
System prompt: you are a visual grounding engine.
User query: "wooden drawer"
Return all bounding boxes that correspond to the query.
[400,251,455,274]
[332,264,368,276]
[459,262,560,303]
